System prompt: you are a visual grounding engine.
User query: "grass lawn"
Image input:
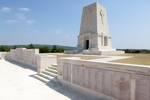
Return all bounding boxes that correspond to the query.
[113,53,150,66]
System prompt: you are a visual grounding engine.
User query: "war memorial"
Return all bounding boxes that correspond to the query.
[0,2,150,100]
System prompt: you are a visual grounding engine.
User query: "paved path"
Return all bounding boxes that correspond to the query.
[0,60,107,100]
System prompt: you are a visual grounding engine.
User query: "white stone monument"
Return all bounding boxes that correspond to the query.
[77,2,124,55]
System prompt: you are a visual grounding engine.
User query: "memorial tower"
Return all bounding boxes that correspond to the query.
[78,2,113,53]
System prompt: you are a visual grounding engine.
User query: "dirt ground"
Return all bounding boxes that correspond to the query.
[113,53,150,66]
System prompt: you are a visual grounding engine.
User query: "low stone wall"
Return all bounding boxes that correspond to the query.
[0,52,7,59]
[57,57,150,100]
[5,48,57,73]
[82,50,125,55]
[5,48,39,68]
[37,54,57,73]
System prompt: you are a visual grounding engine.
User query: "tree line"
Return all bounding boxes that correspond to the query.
[1,45,150,54]
[118,49,150,54]
[0,44,64,53]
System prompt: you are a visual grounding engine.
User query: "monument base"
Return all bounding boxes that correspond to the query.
[64,49,125,55]
[82,49,125,55]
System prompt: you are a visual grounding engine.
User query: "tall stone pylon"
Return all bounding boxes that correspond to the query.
[65,2,124,55]
[78,2,113,53]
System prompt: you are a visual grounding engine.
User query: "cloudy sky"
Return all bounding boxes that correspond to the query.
[0,0,150,49]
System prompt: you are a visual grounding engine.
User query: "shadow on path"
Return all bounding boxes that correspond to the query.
[46,79,105,100]
[30,73,105,100]
[5,60,109,100]
[5,60,37,71]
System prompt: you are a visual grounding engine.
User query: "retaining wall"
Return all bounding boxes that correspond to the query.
[57,57,150,100]
[0,52,7,59]
[5,48,57,73]
[5,48,39,68]
[37,54,57,73]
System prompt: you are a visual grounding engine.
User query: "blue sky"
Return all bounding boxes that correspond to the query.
[0,0,150,49]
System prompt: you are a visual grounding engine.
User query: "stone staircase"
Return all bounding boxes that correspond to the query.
[33,65,58,83]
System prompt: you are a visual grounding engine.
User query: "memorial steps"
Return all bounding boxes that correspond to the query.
[33,65,58,83]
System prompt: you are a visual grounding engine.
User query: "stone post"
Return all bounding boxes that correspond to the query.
[130,74,136,100]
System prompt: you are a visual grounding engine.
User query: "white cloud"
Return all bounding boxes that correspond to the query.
[5,19,35,24]
[16,13,27,20]
[16,13,35,24]
[2,7,35,24]
[19,8,31,12]
[5,19,17,24]
[26,19,35,24]
[0,7,11,12]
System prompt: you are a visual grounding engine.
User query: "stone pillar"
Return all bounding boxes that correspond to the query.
[57,58,63,80]
[70,63,73,84]
[130,74,136,100]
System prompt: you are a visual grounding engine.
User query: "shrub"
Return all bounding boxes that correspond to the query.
[39,46,50,53]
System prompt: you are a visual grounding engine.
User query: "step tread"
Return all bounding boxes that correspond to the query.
[33,74,49,83]
[48,66,57,70]
[46,68,57,74]
[51,64,58,67]
[43,70,57,77]
[39,73,55,80]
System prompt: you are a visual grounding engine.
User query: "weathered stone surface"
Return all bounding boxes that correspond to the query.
[136,75,150,100]
[78,2,112,50]
[5,48,57,73]
[5,48,39,68]
[75,2,124,55]
[58,57,150,100]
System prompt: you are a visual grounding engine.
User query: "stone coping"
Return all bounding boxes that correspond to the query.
[59,57,150,76]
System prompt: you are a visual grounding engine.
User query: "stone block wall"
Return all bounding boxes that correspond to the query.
[58,58,150,100]
[5,48,57,73]
[5,48,39,68]
[37,54,57,73]
[0,52,7,59]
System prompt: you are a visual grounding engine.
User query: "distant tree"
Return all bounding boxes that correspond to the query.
[56,48,64,53]
[124,49,130,53]
[39,46,50,53]
[122,49,150,54]
[13,45,17,49]
[50,45,57,53]
[27,44,35,49]
[0,46,10,52]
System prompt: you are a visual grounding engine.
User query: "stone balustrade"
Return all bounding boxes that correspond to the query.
[57,57,150,100]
